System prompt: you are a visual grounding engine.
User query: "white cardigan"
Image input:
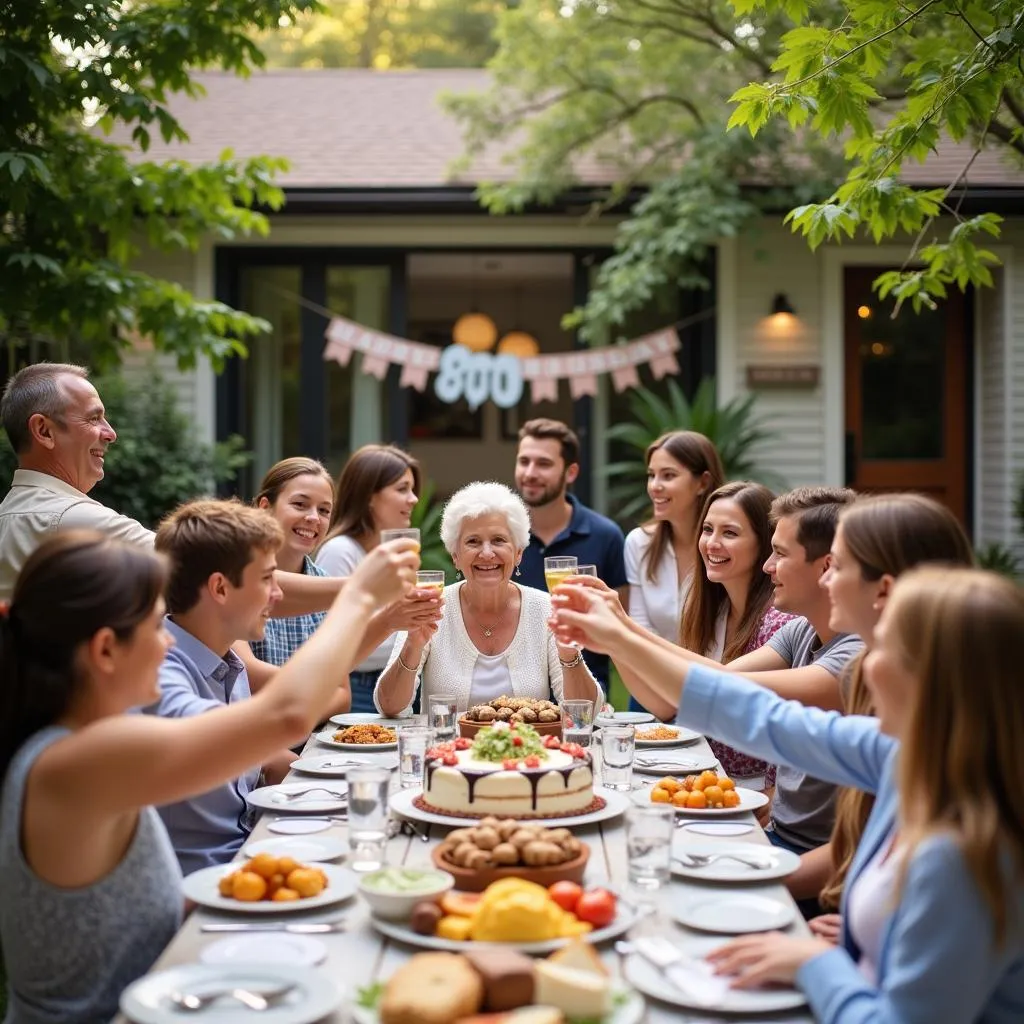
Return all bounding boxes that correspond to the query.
[374,581,601,715]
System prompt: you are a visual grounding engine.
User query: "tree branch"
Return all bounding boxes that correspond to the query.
[1001,89,1024,131]
[986,116,1024,157]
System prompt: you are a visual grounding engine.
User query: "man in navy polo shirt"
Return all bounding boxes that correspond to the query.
[514,418,627,690]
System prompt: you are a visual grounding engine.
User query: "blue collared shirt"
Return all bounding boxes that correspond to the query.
[518,493,627,686]
[143,618,259,875]
[251,556,328,666]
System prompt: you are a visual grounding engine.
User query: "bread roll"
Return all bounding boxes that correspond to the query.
[379,952,484,1024]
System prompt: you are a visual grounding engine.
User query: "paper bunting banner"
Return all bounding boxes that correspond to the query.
[324,315,680,405]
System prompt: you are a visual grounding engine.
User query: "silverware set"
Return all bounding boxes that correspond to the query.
[167,983,295,1012]
[270,787,348,804]
[674,850,776,870]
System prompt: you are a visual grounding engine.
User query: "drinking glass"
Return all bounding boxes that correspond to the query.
[397,722,431,790]
[427,693,458,744]
[415,570,446,595]
[574,564,598,577]
[560,698,595,749]
[346,766,391,872]
[544,555,578,593]
[600,723,635,791]
[380,528,421,551]
[625,803,674,890]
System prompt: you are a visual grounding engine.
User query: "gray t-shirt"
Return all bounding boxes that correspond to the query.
[767,617,864,850]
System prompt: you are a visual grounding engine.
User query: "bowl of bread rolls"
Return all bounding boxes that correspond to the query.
[431,818,589,892]
[460,697,563,739]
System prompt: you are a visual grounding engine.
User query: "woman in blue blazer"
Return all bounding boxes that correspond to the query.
[554,566,1024,1024]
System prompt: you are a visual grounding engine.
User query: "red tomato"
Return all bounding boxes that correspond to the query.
[547,881,583,914]
[575,889,616,928]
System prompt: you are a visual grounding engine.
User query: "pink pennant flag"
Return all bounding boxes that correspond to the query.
[650,352,680,380]
[611,365,640,393]
[361,354,390,380]
[323,338,354,367]
[530,377,559,403]
[399,363,431,391]
[569,373,599,399]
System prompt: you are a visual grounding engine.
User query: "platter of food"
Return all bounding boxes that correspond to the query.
[368,878,636,955]
[316,723,398,752]
[633,725,702,747]
[646,773,768,816]
[461,697,563,738]
[352,944,644,1024]
[181,857,357,914]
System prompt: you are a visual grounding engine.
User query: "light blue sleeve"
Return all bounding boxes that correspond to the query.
[145,662,221,719]
[679,664,894,793]
[798,836,1021,1024]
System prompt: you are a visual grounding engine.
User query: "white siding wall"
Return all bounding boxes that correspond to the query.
[975,266,1009,546]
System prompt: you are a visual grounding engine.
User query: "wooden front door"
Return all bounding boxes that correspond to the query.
[843,266,967,521]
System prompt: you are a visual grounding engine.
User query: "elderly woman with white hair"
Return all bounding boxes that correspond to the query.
[374,481,601,717]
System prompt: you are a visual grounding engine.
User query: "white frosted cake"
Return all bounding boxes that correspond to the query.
[418,722,599,819]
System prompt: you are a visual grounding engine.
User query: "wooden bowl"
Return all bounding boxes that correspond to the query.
[430,843,589,893]
[458,716,562,739]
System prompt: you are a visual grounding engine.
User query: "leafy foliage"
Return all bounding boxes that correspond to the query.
[0,0,318,369]
[974,542,1021,581]
[256,0,515,69]
[0,365,250,529]
[445,0,845,342]
[603,377,783,523]
[728,0,1024,312]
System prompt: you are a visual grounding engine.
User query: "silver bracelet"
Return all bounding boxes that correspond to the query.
[558,649,584,669]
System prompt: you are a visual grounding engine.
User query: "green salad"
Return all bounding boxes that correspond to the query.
[471,721,548,762]
[361,868,449,894]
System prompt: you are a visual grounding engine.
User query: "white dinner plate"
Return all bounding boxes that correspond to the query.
[663,786,769,817]
[244,835,348,863]
[351,987,645,1024]
[267,818,334,836]
[290,754,399,778]
[316,729,397,753]
[633,726,702,747]
[182,862,357,914]
[388,786,632,829]
[370,898,638,955]
[632,752,721,776]
[674,893,797,934]
[329,713,408,729]
[246,781,349,814]
[594,711,656,729]
[120,963,344,1024]
[200,933,328,968]
[625,943,807,1014]
[671,839,800,883]
[677,821,755,837]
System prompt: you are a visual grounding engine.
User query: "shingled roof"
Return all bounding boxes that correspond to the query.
[109,68,1024,191]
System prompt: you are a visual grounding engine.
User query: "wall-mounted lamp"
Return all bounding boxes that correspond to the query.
[771,293,796,317]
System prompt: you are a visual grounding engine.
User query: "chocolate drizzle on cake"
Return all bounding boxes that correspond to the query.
[426,753,591,811]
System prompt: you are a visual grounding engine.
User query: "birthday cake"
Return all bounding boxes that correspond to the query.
[417,721,600,819]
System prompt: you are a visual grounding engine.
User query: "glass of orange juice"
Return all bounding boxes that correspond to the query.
[415,570,446,595]
[544,555,577,592]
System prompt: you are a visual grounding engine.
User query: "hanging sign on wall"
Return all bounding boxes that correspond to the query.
[323,316,681,406]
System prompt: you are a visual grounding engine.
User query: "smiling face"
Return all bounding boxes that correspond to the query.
[763,514,830,617]
[452,513,522,590]
[822,524,885,640]
[369,468,419,533]
[862,606,918,737]
[647,448,708,527]
[698,497,760,587]
[101,597,174,709]
[260,473,333,569]
[222,546,283,642]
[45,374,117,493]
[514,436,577,508]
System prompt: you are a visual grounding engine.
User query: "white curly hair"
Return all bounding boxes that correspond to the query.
[439,481,531,554]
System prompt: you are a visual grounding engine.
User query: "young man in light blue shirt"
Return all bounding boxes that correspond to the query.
[144,498,293,874]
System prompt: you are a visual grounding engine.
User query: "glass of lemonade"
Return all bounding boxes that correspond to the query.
[380,528,421,551]
[544,555,578,592]
[415,570,446,595]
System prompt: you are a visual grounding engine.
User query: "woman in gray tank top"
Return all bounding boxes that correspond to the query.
[0,528,418,1023]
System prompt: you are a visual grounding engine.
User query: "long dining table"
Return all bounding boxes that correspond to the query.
[120,727,816,1023]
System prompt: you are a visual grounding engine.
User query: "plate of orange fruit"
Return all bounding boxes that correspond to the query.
[648,771,769,816]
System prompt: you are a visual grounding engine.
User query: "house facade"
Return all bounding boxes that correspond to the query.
[120,69,1024,556]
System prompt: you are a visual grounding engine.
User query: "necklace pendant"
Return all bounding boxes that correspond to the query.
[483,628,493,637]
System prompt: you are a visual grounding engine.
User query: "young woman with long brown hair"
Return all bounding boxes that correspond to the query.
[678,481,794,788]
[553,564,1024,1020]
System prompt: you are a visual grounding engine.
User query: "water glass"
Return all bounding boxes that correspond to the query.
[427,693,458,744]
[346,766,391,872]
[625,804,674,890]
[574,564,598,577]
[380,528,421,551]
[397,722,431,790]
[600,723,635,791]
[560,698,595,749]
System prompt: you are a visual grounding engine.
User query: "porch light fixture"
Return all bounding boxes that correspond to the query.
[771,293,796,317]
[497,330,540,358]
[453,311,498,352]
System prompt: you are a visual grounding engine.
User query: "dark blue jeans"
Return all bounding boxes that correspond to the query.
[766,828,824,920]
[349,669,382,714]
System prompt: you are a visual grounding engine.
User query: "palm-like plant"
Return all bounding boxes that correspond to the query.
[604,376,783,524]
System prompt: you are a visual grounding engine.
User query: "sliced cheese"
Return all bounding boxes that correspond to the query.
[533,961,611,1019]
[547,939,610,978]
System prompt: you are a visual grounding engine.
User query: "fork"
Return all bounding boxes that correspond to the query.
[271,786,348,803]
[167,984,294,1012]
[674,850,775,869]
